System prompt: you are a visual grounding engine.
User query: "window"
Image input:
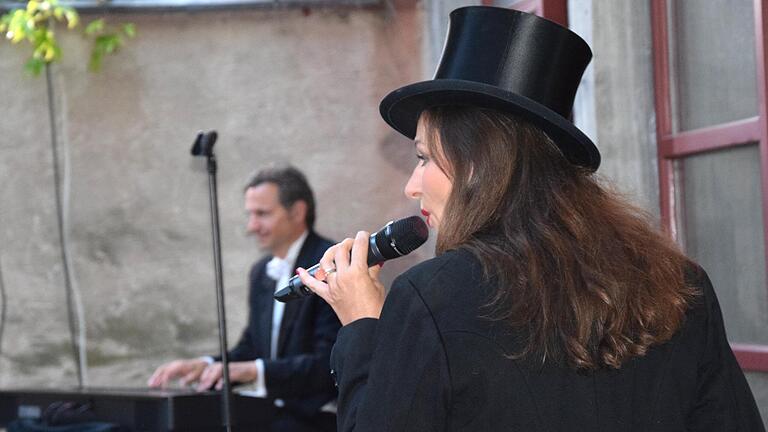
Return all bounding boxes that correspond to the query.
[481,0,566,26]
[652,0,768,370]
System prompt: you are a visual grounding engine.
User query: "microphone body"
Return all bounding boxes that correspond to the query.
[274,216,428,302]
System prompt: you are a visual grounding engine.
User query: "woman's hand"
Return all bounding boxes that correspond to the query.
[297,231,386,326]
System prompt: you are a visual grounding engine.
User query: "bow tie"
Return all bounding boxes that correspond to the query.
[266,257,292,281]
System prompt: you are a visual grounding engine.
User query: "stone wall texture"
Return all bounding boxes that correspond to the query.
[0,2,427,388]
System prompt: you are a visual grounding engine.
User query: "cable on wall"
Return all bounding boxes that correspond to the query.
[45,62,88,387]
[0,255,7,363]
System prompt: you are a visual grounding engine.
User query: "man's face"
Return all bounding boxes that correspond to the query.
[245,182,305,257]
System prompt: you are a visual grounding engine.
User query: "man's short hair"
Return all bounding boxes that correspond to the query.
[245,165,316,229]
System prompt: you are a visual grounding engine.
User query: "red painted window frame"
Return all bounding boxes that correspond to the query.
[651,0,768,371]
[481,0,567,27]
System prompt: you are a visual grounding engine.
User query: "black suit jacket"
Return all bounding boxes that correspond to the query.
[223,231,340,419]
[331,248,765,431]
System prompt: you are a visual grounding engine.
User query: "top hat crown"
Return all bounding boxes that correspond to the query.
[380,6,600,170]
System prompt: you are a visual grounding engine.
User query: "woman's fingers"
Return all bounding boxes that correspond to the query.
[319,234,370,276]
[297,267,330,298]
[367,262,382,280]
[350,231,370,268]
[304,234,387,325]
[317,244,339,281]
[334,238,355,272]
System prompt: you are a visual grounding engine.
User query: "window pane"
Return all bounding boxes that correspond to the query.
[681,144,768,345]
[671,0,757,132]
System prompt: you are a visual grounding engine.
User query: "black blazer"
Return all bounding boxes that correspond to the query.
[223,231,340,418]
[331,248,765,431]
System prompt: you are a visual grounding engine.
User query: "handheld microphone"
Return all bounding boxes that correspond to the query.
[274,216,429,302]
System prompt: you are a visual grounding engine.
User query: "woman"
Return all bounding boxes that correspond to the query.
[298,6,765,432]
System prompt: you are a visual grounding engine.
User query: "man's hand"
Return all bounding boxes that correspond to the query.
[147,358,208,389]
[196,361,259,391]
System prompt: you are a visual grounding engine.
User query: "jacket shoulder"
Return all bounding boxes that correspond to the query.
[681,261,719,319]
[312,232,334,250]
[248,255,271,280]
[400,247,480,280]
[302,231,334,258]
[393,248,484,306]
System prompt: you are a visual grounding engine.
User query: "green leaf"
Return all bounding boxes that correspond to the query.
[43,40,59,60]
[25,57,44,76]
[7,10,29,42]
[63,8,78,29]
[89,48,103,71]
[122,23,135,38]
[3,0,135,76]
[85,18,103,35]
[96,34,121,53]
[10,28,26,43]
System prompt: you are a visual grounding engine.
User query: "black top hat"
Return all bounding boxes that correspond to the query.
[379,6,600,171]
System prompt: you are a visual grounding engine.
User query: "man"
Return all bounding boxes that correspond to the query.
[148,166,340,432]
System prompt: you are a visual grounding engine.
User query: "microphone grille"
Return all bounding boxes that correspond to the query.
[388,216,429,255]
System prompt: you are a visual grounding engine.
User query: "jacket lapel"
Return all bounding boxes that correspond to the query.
[258,266,277,358]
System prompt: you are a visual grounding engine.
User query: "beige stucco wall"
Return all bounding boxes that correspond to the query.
[0,3,427,388]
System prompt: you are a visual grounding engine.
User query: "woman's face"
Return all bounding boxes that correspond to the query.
[404,115,453,229]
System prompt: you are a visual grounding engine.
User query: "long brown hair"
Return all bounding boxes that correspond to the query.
[422,106,695,370]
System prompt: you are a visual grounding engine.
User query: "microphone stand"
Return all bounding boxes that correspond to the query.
[190,131,233,432]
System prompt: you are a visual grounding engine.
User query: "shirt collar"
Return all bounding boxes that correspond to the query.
[266,230,309,281]
[283,230,309,270]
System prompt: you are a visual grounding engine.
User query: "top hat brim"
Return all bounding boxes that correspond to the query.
[379,79,601,171]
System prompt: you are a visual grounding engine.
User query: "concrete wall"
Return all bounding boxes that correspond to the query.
[0,2,426,387]
[422,0,481,73]
[569,0,659,215]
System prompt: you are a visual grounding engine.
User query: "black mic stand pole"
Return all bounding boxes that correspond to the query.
[190,131,232,432]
